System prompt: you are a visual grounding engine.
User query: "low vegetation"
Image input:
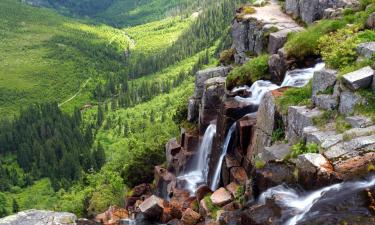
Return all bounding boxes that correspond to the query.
[289,142,319,158]
[276,82,312,114]
[204,194,221,219]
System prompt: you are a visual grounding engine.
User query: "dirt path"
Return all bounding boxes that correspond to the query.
[58,78,91,107]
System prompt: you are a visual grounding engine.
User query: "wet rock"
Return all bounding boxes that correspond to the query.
[210,187,233,207]
[334,152,375,179]
[312,69,338,97]
[357,42,375,59]
[342,66,375,91]
[222,202,240,212]
[154,166,175,199]
[195,185,213,202]
[255,162,295,193]
[181,208,201,225]
[166,138,182,164]
[230,167,248,185]
[218,211,241,225]
[287,106,323,144]
[222,155,240,186]
[0,210,77,225]
[139,195,164,220]
[241,199,282,225]
[366,12,375,29]
[339,91,363,115]
[225,182,239,197]
[261,143,291,162]
[346,115,374,128]
[268,53,288,85]
[167,219,182,225]
[182,132,199,152]
[170,189,191,204]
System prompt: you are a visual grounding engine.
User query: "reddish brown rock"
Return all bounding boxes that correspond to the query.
[139,195,164,220]
[182,132,200,152]
[222,155,240,186]
[131,183,152,198]
[125,196,140,209]
[210,187,233,207]
[225,182,239,197]
[94,206,129,225]
[199,199,210,218]
[195,185,213,202]
[170,188,191,203]
[236,115,257,157]
[154,166,176,198]
[181,208,201,225]
[255,162,296,193]
[230,167,248,185]
[334,152,375,180]
[166,138,182,163]
[222,202,240,211]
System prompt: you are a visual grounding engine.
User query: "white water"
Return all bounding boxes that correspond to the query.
[210,123,237,191]
[234,63,325,105]
[177,124,217,193]
[258,174,375,225]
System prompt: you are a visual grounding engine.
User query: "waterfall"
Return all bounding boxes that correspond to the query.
[258,174,375,225]
[177,124,217,193]
[234,63,325,105]
[210,123,237,191]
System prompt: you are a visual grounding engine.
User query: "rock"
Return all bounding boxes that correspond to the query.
[131,183,152,198]
[296,153,333,173]
[314,94,339,110]
[323,7,344,19]
[324,135,375,160]
[218,211,242,225]
[199,77,226,132]
[181,208,201,225]
[304,129,337,146]
[231,19,249,64]
[188,97,200,122]
[268,53,288,85]
[167,219,182,225]
[339,91,363,115]
[225,182,239,197]
[357,42,375,59]
[230,167,248,185]
[222,202,240,212]
[346,115,374,128]
[241,200,282,225]
[194,67,230,99]
[195,185,213,202]
[210,187,233,207]
[261,144,291,162]
[366,12,375,29]
[0,210,77,225]
[255,162,296,193]
[198,199,210,218]
[154,166,176,199]
[181,132,199,152]
[287,106,323,144]
[166,138,182,164]
[334,152,375,179]
[342,66,375,91]
[268,30,291,54]
[222,155,240,186]
[139,195,164,220]
[312,69,338,97]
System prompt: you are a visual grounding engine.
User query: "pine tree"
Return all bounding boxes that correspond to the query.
[97,104,104,127]
[12,198,19,214]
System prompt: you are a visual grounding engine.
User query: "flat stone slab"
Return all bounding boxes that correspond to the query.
[296,153,332,173]
[342,66,375,91]
[261,143,291,162]
[357,42,375,59]
[346,115,374,128]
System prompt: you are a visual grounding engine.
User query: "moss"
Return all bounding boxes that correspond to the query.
[234,185,245,205]
[276,82,312,114]
[335,115,352,133]
[219,48,236,65]
[290,142,319,158]
[355,89,375,123]
[313,110,337,128]
[254,155,266,169]
[204,194,220,219]
[226,54,269,89]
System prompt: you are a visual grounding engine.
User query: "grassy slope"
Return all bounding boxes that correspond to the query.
[0,0,129,117]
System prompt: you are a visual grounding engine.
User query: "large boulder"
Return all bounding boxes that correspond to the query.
[339,91,363,115]
[312,69,338,97]
[194,67,230,99]
[195,185,213,202]
[0,210,77,225]
[342,66,375,91]
[210,187,233,207]
[261,143,291,162]
[357,42,375,59]
[346,115,374,128]
[181,208,201,225]
[229,167,248,185]
[154,166,176,199]
[139,195,164,220]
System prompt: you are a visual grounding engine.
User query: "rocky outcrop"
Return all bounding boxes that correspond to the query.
[285,0,360,24]
[0,210,77,225]
[342,66,375,91]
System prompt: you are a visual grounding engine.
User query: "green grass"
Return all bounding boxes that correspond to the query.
[0,0,130,117]
[276,82,313,114]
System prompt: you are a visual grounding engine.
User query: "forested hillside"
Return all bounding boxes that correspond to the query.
[0,0,246,218]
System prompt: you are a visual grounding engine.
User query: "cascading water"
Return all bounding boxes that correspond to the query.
[210,123,237,191]
[234,62,325,105]
[177,124,217,193]
[258,174,375,225]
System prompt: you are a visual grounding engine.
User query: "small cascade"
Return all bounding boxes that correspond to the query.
[177,124,217,193]
[234,63,325,105]
[210,123,237,191]
[258,174,375,225]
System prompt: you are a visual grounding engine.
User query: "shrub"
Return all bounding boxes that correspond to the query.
[290,142,319,158]
[357,30,375,42]
[285,20,346,60]
[219,48,236,65]
[318,27,359,69]
[226,55,269,89]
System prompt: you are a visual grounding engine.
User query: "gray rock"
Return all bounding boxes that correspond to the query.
[344,125,375,139]
[314,94,339,110]
[261,144,291,162]
[342,66,375,91]
[287,106,323,144]
[366,12,375,29]
[323,8,344,19]
[231,19,248,65]
[285,0,300,19]
[324,134,375,160]
[312,69,338,97]
[305,130,337,146]
[187,97,200,122]
[139,195,164,219]
[339,91,362,115]
[268,29,291,54]
[357,42,375,59]
[268,53,288,84]
[296,153,332,173]
[346,115,374,128]
[321,134,344,149]
[194,66,230,99]
[0,210,77,225]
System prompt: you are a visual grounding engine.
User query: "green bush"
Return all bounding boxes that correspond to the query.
[290,142,319,158]
[318,27,359,69]
[219,48,236,65]
[285,20,346,60]
[226,55,269,89]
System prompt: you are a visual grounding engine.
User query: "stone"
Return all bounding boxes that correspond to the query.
[221,202,240,212]
[231,19,249,64]
[268,29,290,54]
[225,182,239,197]
[167,219,182,225]
[210,187,233,207]
[314,94,339,110]
[222,155,240,186]
[346,115,374,128]
[0,210,77,225]
[312,69,338,97]
[261,144,291,162]
[334,152,375,179]
[296,153,333,174]
[339,91,362,116]
[324,135,375,160]
[255,162,295,193]
[166,138,182,163]
[343,125,375,140]
[287,106,323,144]
[154,166,176,199]
[304,129,337,146]
[342,66,375,91]
[230,167,248,185]
[181,208,201,225]
[194,67,230,99]
[195,185,213,202]
[268,53,288,85]
[182,132,199,152]
[131,183,152,198]
[218,211,242,225]
[323,7,344,19]
[139,195,164,220]
[188,97,200,122]
[357,42,375,59]
[366,12,375,29]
